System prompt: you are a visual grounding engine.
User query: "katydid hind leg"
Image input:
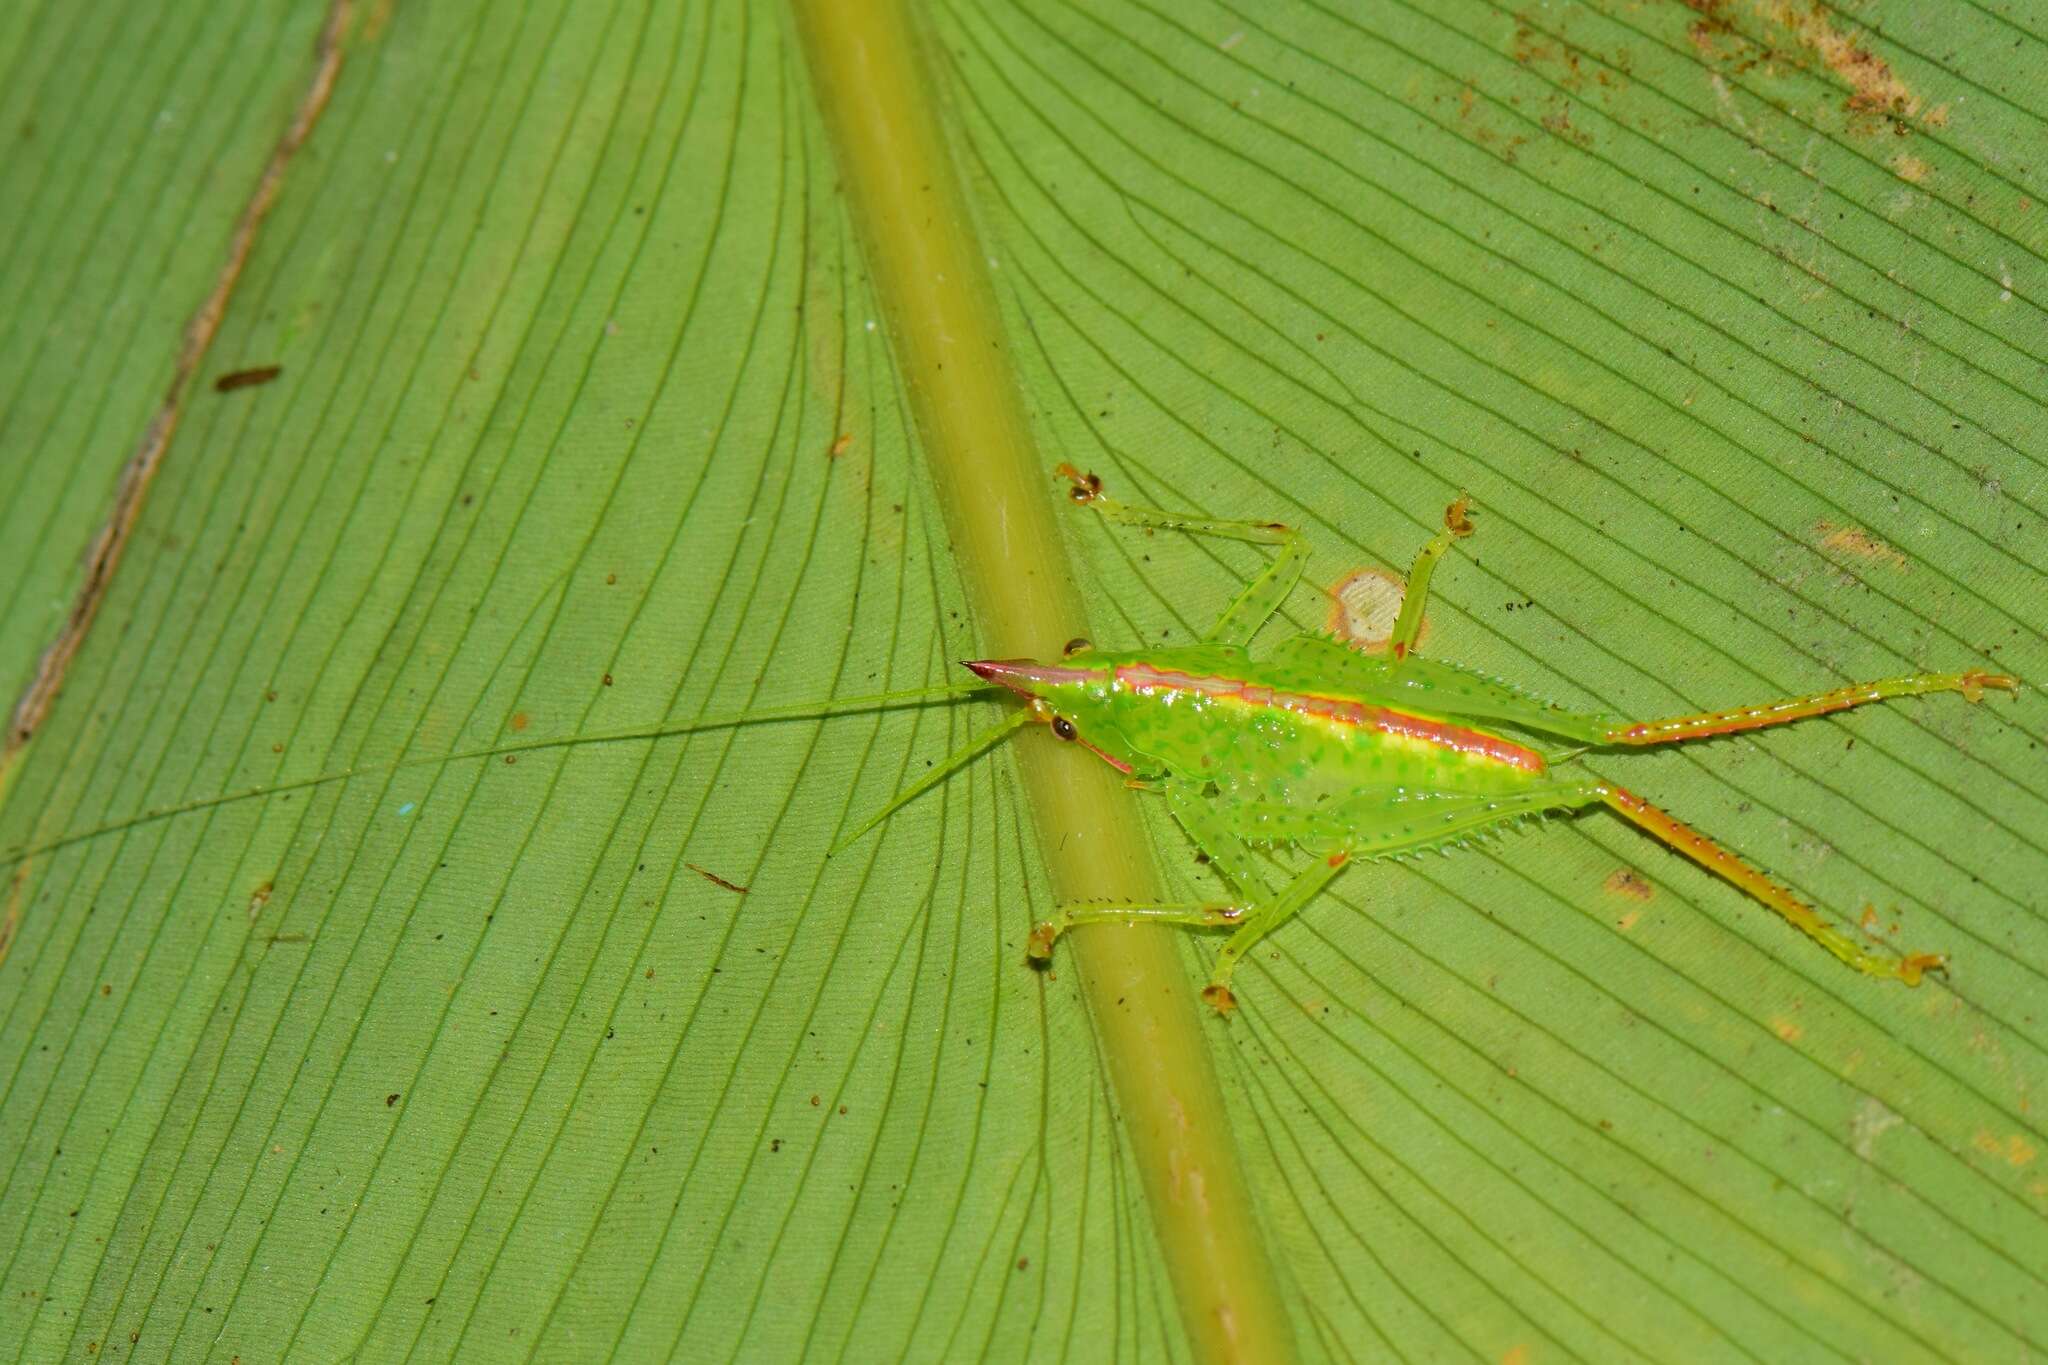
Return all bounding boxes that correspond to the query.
[1367,666,2018,753]
[1301,776,1944,984]
[1597,782,1943,984]
[1597,670,2017,747]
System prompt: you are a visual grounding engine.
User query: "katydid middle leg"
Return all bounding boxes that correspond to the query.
[1058,465,1306,647]
[1388,495,1475,660]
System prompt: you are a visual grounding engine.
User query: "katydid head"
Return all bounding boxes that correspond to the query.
[962,658,1138,774]
[826,659,1133,855]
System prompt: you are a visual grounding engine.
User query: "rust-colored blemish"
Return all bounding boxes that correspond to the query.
[1765,1,1921,119]
[687,862,749,895]
[0,0,354,815]
[1603,868,1655,901]
[829,431,853,457]
[1891,153,1931,183]
[1974,1131,2038,1167]
[1540,100,1592,147]
[1771,1017,1803,1042]
[247,880,274,920]
[213,364,282,393]
[1815,520,1907,568]
[509,712,529,732]
[0,865,25,967]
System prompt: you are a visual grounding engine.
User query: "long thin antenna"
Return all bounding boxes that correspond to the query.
[829,707,1034,854]
[1,679,996,869]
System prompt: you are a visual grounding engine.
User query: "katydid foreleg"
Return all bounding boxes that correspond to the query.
[1025,777,1272,984]
[1027,849,1347,1017]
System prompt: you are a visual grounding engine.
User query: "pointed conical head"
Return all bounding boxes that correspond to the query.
[960,657,1138,772]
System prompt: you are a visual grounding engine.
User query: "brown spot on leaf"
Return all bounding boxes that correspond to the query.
[1975,1131,2040,1167]
[1766,1,1921,120]
[1604,869,1655,901]
[213,365,282,393]
[1815,521,1907,568]
[687,863,748,894]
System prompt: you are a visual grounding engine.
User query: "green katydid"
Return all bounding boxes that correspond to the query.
[845,466,2016,1014]
[0,469,2015,1016]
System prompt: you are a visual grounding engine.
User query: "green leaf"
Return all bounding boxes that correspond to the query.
[4,1,2043,1360]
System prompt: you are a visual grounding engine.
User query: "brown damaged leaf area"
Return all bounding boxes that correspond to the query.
[1603,868,1657,902]
[1814,520,1908,568]
[1325,567,1408,654]
[1764,1,1921,119]
[1680,0,1942,134]
[1891,152,1932,184]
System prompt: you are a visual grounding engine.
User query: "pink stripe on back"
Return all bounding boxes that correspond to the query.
[1116,663,1544,773]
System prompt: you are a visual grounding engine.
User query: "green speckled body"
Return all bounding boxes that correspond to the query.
[1010,638,1580,856]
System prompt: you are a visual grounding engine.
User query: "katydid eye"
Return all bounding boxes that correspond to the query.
[1052,716,1077,741]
